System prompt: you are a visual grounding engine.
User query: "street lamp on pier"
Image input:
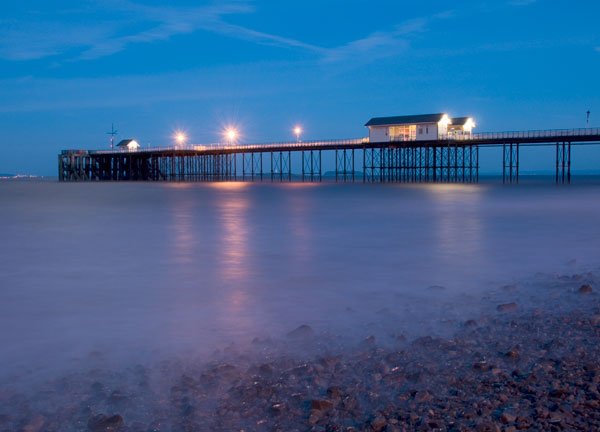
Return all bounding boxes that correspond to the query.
[174,131,188,147]
[293,125,302,142]
[224,127,238,146]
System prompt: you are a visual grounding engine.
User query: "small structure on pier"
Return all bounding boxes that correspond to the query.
[116,139,140,151]
[365,113,475,142]
[448,117,476,138]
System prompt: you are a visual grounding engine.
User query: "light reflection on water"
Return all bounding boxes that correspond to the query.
[429,184,484,281]
[1,181,600,378]
[217,191,250,282]
[215,188,255,337]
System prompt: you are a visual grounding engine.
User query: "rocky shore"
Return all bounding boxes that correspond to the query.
[1,273,600,431]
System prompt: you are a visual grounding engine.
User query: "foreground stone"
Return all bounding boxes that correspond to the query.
[1,276,600,431]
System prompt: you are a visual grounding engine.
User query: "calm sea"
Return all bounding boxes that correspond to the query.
[1,179,600,382]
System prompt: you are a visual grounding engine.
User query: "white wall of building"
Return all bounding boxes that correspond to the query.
[369,126,389,142]
[415,123,439,141]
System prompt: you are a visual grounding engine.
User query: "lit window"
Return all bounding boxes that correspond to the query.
[389,125,417,141]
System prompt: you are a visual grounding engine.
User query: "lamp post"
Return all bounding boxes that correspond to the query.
[225,128,238,146]
[293,125,302,142]
[107,123,118,149]
[174,131,187,148]
[587,110,591,127]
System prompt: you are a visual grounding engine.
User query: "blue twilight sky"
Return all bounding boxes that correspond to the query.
[1,0,599,175]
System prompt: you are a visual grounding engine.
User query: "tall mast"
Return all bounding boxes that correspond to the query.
[107,123,118,149]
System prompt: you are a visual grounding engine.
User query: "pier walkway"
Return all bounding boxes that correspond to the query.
[59,128,600,184]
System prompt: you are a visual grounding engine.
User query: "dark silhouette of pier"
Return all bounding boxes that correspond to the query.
[59,128,600,184]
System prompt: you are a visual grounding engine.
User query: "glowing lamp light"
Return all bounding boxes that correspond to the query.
[174,131,188,146]
[293,125,302,141]
[224,127,238,144]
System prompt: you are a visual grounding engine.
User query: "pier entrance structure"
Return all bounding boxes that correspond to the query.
[59,118,600,184]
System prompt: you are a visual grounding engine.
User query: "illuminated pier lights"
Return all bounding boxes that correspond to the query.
[224,127,239,146]
[173,130,188,147]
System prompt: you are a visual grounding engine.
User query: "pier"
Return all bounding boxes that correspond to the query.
[59,128,600,184]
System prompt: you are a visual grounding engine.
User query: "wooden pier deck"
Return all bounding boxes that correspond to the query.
[59,128,600,184]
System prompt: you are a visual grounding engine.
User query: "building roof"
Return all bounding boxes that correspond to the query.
[116,139,137,147]
[365,113,446,127]
[450,117,471,126]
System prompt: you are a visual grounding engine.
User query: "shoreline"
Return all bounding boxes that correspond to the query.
[1,272,600,431]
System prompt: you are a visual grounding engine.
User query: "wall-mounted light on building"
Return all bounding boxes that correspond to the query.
[464,117,476,132]
[439,114,451,126]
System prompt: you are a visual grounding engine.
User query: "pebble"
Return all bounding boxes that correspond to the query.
[500,412,516,424]
[87,414,123,431]
[22,415,45,432]
[287,324,314,338]
[497,303,518,313]
[310,399,334,411]
[3,271,600,431]
[579,284,593,294]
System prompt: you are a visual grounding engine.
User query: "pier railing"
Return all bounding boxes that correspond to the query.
[88,138,368,154]
[466,127,600,141]
[76,127,600,155]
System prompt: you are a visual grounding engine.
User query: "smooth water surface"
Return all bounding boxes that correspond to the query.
[1,180,600,381]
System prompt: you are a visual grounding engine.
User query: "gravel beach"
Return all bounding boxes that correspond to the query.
[2,271,600,432]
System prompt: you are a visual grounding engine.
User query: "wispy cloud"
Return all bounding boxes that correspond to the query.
[322,11,452,63]
[0,21,117,61]
[0,1,453,66]
[79,1,265,60]
[0,1,262,61]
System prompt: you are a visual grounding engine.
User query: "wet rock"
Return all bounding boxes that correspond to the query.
[87,414,123,431]
[287,324,314,338]
[465,319,478,327]
[475,421,501,432]
[22,415,45,432]
[548,413,563,424]
[326,386,342,400]
[363,335,376,346]
[497,303,518,313]
[270,402,286,415]
[500,412,516,424]
[473,361,492,372]
[258,363,274,376]
[109,390,127,403]
[550,388,568,398]
[578,284,593,294]
[370,415,388,432]
[414,390,433,403]
[505,348,520,359]
[310,399,334,411]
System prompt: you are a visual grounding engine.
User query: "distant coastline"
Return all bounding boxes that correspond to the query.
[0,174,44,180]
